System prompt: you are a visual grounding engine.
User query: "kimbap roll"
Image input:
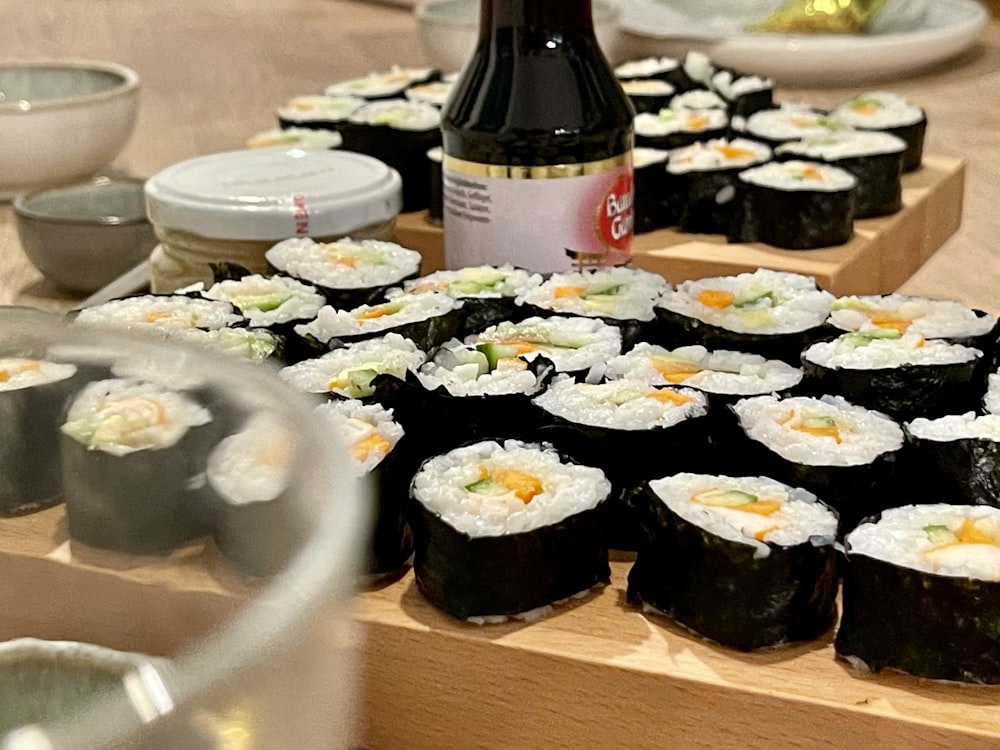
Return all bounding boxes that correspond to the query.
[627,473,839,650]
[324,66,440,101]
[620,79,676,116]
[830,91,926,172]
[634,108,730,151]
[245,127,343,151]
[409,439,612,621]
[274,94,365,134]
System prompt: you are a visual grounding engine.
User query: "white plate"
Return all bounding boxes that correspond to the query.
[618,0,988,87]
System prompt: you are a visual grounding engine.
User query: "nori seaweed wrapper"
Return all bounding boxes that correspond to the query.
[836,542,1000,683]
[901,427,1000,508]
[654,306,836,366]
[733,429,901,537]
[722,86,774,119]
[410,498,610,620]
[341,122,441,213]
[673,167,747,235]
[265,267,420,312]
[730,180,856,250]
[625,482,839,651]
[457,295,529,338]
[210,490,307,578]
[634,152,678,233]
[0,370,81,516]
[61,422,221,555]
[365,436,416,576]
[800,356,982,422]
[861,116,926,173]
[627,90,674,116]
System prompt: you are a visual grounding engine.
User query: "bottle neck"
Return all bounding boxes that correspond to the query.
[479,0,596,38]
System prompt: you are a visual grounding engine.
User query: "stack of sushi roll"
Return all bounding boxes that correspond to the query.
[829,91,927,172]
[529,375,711,549]
[317,399,413,578]
[626,473,839,650]
[801,330,983,420]
[515,266,670,349]
[654,269,836,364]
[0,357,80,516]
[402,264,543,336]
[60,378,221,554]
[729,394,905,534]
[409,438,612,621]
[837,504,1000,683]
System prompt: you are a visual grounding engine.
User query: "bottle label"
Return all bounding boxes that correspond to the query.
[442,153,634,273]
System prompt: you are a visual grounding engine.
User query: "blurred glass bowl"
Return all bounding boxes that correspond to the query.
[13,176,158,295]
[0,60,140,200]
[415,0,624,73]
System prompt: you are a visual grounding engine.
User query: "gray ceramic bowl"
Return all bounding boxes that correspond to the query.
[13,176,157,294]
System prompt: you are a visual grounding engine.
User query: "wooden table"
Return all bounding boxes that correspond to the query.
[3,2,1000,748]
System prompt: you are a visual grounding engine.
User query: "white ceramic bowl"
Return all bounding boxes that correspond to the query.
[415,0,623,74]
[0,59,140,200]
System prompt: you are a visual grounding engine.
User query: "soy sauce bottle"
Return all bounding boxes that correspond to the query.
[440,0,635,273]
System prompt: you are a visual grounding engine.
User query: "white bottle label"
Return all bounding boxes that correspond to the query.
[441,153,634,273]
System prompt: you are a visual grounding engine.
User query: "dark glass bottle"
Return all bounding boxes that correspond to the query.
[440,0,635,273]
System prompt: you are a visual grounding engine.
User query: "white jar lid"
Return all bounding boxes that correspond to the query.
[144,148,403,240]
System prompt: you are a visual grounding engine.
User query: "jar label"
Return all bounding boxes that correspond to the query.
[442,153,634,273]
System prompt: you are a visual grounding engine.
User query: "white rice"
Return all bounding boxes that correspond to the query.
[347,99,441,132]
[515,266,669,322]
[411,439,611,537]
[906,412,1000,442]
[404,80,454,108]
[245,127,343,151]
[649,473,838,558]
[634,147,669,169]
[201,274,326,327]
[532,375,708,431]
[621,79,675,98]
[0,358,76,391]
[315,398,404,475]
[846,504,1000,581]
[264,237,422,291]
[603,342,803,395]
[803,332,981,370]
[206,414,295,505]
[275,94,365,125]
[669,89,727,111]
[61,378,212,456]
[403,264,543,299]
[74,295,243,336]
[416,339,546,398]
[986,373,1000,415]
[635,108,729,138]
[829,294,998,339]
[830,91,925,129]
[739,160,857,192]
[324,67,436,99]
[465,316,622,374]
[711,71,773,100]
[732,394,904,467]
[682,51,715,87]
[278,333,426,398]
[657,269,835,334]
[615,56,679,79]
[294,290,462,342]
[151,327,281,363]
[667,138,771,174]
[775,129,906,160]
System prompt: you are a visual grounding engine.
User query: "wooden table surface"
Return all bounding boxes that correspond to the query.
[4,2,1000,748]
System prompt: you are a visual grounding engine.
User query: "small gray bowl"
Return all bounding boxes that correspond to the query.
[13,176,157,295]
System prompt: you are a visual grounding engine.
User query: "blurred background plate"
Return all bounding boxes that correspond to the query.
[618,0,988,86]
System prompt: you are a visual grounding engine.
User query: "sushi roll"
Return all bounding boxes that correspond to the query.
[409,438,612,621]
[730,394,904,534]
[530,376,711,549]
[739,104,846,150]
[634,108,730,151]
[775,129,907,218]
[264,237,423,310]
[710,69,774,118]
[404,79,454,109]
[615,56,691,92]
[60,378,220,554]
[465,315,623,379]
[801,330,983,421]
[294,289,464,352]
[205,413,304,577]
[169,326,287,365]
[403,264,543,337]
[620,79,676,116]
[324,66,440,101]
[665,137,772,235]
[830,91,927,172]
[245,126,342,151]
[902,413,1000,507]
[632,147,674,233]
[837,504,1000,683]
[274,94,365,134]
[341,99,442,212]
[654,269,836,365]
[72,294,244,337]
[626,473,839,650]
[0,357,79,516]
[668,89,728,113]
[317,399,412,578]
[515,266,670,349]
[733,160,857,249]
